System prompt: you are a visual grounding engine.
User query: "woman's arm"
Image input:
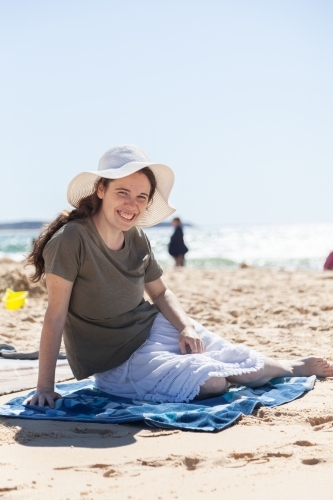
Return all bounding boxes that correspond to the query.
[25,274,73,408]
[145,277,204,355]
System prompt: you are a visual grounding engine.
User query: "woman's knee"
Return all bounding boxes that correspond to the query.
[197,376,227,399]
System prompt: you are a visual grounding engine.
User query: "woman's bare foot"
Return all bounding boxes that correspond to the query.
[282,357,333,378]
[227,356,333,389]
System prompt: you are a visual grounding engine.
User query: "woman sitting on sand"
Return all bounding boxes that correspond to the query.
[26,145,333,408]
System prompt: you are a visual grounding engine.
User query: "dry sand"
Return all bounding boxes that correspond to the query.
[0,260,333,499]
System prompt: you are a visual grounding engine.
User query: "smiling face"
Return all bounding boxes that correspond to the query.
[95,171,151,234]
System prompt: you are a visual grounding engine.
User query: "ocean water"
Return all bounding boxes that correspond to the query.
[1,223,333,271]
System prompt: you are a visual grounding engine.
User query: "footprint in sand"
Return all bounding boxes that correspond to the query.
[182,456,201,470]
[138,454,203,470]
[88,463,124,477]
[313,422,333,431]
[138,429,180,438]
[103,468,120,477]
[226,452,269,467]
[293,440,315,447]
[301,458,323,465]
[72,426,129,438]
[138,458,167,467]
[225,451,293,467]
[55,463,123,478]
[89,465,120,477]
[307,415,333,427]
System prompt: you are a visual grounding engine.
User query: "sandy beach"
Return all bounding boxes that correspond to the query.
[1,260,333,499]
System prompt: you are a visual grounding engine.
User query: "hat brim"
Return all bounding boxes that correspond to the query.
[67,161,176,227]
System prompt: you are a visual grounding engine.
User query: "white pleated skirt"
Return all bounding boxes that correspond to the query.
[93,313,264,403]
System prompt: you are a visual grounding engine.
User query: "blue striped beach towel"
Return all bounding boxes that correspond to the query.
[0,376,315,432]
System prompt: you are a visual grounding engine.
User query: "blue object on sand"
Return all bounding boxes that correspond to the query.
[0,376,315,432]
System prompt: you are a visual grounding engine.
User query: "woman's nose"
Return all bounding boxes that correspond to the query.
[124,197,135,207]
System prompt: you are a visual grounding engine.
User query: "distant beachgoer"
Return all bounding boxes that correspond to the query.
[168,217,188,267]
[323,251,333,270]
[25,144,333,409]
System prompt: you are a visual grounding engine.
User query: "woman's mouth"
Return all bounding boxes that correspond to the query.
[118,210,136,221]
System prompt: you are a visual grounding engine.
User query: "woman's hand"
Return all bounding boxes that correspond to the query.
[25,388,63,408]
[179,325,204,355]
[145,278,205,355]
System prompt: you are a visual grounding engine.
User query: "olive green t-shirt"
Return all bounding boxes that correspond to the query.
[43,218,162,379]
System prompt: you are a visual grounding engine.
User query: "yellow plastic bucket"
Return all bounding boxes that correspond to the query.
[2,288,28,310]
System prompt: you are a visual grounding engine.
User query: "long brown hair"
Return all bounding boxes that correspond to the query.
[26,167,157,282]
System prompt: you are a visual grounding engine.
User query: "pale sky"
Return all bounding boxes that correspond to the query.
[1,0,332,226]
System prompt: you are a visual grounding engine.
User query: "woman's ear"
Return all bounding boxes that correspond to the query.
[96,183,105,200]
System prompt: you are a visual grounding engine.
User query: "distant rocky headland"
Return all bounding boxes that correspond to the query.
[0,221,192,230]
[0,221,46,230]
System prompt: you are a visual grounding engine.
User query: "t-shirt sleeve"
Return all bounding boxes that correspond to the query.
[43,223,83,282]
[142,232,163,283]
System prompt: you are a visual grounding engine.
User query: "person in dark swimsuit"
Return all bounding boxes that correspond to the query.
[168,217,188,266]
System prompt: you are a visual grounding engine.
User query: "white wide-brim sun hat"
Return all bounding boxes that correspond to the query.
[67,144,176,227]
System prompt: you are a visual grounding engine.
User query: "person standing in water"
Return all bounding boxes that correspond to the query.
[168,217,189,267]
